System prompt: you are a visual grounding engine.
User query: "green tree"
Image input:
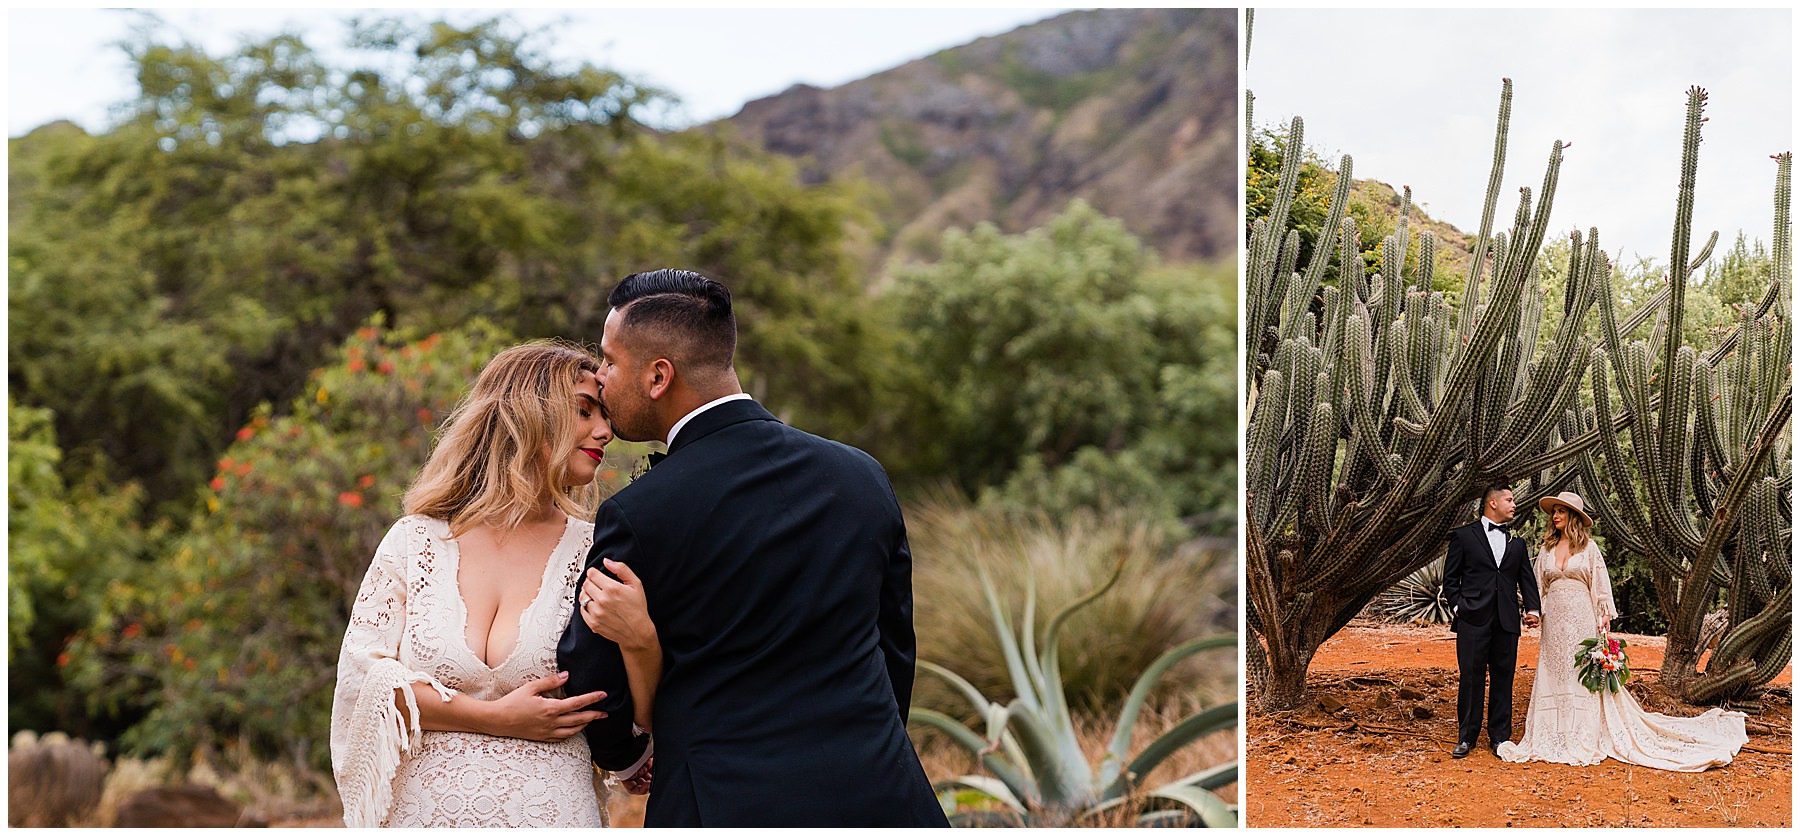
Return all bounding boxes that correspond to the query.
[8,398,152,738]
[887,201,1235,534]
[8,16,886,516]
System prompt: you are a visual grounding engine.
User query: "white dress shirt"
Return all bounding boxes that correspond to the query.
[666,393,753,447]
[1481,515,1508,566]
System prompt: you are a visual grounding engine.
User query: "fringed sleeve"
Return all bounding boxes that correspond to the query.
[329,519,457,828]
[1590,543,1619,624]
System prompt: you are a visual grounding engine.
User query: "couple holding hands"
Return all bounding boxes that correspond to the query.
[1447,483,1747,770]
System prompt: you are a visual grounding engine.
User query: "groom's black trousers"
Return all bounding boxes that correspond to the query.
[1454,609,1520,747]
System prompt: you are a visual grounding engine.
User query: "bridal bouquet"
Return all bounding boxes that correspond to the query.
[1574,631,1631,693]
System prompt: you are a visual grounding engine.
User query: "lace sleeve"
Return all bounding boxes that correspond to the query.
[329,519,457,827]
[1533,549,1547,600]
[1590,543,1618,623]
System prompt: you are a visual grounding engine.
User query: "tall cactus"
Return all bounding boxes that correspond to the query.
[1578,91,1792,711]
[1245,80,1622,709]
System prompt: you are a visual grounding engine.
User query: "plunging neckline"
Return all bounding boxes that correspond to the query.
[1553,542,1579,573]
[448,515,576,672]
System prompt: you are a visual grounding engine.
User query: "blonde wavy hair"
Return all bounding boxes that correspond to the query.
[1539,505,1593,555]
[404,340,602,537]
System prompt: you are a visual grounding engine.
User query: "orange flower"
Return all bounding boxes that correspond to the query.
[417,407,433,423]
[357,326,377,341]
[210,477,226,492]
[349,359,366,373]
[338,492,365,508]
[56,652,71,668]
[377,360,395,375]
[218,457,235,472]
[235,461,252,476]
[358,474,376,488]
[235,427,255,442]
[122,623,143,639]
[183,659,197,671]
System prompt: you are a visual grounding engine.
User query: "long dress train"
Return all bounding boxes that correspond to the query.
[1496,541,1747,771]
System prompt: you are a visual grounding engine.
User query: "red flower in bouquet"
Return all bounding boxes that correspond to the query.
[1575,630,1632,693]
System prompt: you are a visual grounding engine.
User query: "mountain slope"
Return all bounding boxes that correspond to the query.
[718,8,1237,272]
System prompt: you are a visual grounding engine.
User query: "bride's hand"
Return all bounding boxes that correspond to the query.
[581,560,657,651]
[487,672,608,742]
[1599,619,1611,634]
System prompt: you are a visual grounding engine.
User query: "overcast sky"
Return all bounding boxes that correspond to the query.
[1249,8,1792,268]
[8,7,1067,136]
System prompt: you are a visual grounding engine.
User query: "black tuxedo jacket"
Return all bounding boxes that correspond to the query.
[1443,520,1541,635]
[556,399,945,826]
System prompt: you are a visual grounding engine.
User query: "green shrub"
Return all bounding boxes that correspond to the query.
[885,201,1236,534]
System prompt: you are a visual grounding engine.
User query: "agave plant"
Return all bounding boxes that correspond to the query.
[1372,557,1452,624]
[907,557,1236,827]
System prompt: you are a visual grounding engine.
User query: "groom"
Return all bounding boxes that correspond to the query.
[1444,482,1541,758]
[556,269,947,826]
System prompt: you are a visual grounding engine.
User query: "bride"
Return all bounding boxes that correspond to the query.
[1497,491,1748,770]
[331,341,662,826]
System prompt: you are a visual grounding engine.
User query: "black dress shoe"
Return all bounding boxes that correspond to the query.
[1452,742,1472,758]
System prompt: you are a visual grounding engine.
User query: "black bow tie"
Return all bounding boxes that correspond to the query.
[1486,521,1509,533]
[645,451,667,469]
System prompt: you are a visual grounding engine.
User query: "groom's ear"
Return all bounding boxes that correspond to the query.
[646,357,676,400]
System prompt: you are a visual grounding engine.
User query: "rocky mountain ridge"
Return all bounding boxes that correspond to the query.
[715,8,1238,274]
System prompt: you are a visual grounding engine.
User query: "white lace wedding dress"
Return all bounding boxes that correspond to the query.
[1496,541,1748,770]
[330,514,611,826]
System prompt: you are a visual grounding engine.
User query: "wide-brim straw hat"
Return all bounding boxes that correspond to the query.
[1539,491,1594,527]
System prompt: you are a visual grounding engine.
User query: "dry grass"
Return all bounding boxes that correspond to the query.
[8,731,106,827]
[906,496,1235,720]
[185,753,340,824]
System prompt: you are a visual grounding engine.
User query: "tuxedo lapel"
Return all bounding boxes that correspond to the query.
[1502,534,1527,570]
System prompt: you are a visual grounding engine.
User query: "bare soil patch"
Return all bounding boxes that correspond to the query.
[1247,622,1792,828]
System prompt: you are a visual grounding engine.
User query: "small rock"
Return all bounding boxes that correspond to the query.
[1397,686,1426,700]
[1410,705,1434,719]
[1318,695,1347,713]
[1373,692,1394,708]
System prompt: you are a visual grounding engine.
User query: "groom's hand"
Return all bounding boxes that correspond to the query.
[1523,612,1541,628]
[621,756,654,795]
[486,672,609,742]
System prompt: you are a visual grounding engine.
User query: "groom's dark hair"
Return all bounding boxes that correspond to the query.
[1482,482,1512,505]
[608,269,736,373]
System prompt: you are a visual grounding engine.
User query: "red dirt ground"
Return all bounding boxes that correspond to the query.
[1247,622,1793,828]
